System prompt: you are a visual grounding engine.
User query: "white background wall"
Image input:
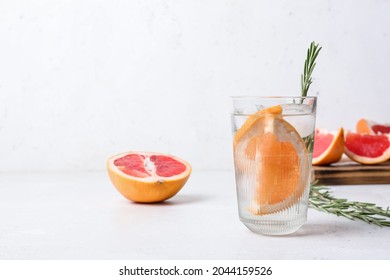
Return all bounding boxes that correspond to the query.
[0,0,389,172]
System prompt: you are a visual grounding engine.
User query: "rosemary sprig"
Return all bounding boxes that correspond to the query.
[310,182,390,227]
[301,41,390,227]
[301,41,322,97]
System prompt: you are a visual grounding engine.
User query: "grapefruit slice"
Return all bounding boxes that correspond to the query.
[356,118,390,135]
[233,105,283,147]
[312,127,344,166]
[107,152,191,203]
[344,132,390,164]
[233,105,309,215]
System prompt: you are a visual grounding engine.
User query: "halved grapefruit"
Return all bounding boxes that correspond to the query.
[107,152,191,203]
[233,105,310,215]
[312,128,344,166]
[344,132,390,165]
[356,119,390,135]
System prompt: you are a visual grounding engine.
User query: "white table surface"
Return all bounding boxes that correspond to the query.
[0,170,389,260]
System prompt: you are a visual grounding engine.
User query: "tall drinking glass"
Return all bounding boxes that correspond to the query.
[231,96,317,235]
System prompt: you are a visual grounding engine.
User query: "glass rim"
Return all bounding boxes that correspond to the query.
[230,95,317,99]
[231,95,317,116]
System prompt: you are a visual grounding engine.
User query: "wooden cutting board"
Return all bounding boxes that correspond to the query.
[313,157,390,185]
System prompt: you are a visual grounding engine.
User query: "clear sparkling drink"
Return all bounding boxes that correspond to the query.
[231,97,317,235]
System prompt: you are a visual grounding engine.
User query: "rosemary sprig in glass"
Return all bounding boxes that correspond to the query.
[301,41,322,97]
[301,41,390,227]
[310,182,390,227]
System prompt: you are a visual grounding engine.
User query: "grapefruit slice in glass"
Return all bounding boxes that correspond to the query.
[344,132,390,165]
[312,128,344,166]
[233,105,310,215]
[107,152,191,203]
[356,119,390,135]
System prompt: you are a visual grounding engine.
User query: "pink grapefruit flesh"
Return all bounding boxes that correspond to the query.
[344,132,390,165]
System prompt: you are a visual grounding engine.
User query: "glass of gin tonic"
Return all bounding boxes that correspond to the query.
[231,96,317,235]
